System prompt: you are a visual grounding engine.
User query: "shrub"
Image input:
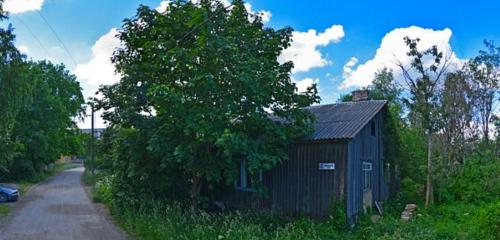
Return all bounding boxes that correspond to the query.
[93,175,113,204]
[443,157,499,204]
[474,200,500,239]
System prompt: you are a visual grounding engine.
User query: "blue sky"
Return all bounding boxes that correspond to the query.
[4,0,500,127]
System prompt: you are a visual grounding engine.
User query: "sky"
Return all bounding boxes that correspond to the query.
[3,0,500,128]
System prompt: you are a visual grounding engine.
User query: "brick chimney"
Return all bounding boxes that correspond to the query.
[352,89,370,101]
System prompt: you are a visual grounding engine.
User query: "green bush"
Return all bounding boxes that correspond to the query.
[93,175,113,204]
[443,157,499,204]
[474,200,500,239]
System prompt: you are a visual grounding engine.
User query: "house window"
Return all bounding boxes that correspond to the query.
[371,121,376,136]
[236,159,261,192]
[363,161,372,190]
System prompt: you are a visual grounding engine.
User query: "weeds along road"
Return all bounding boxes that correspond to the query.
[0,167,127,240]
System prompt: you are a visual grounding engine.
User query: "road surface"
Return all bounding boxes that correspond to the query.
[0,167,127,240]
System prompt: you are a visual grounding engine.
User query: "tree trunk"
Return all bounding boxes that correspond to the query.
[484,122,489,146]
[425,132,433,208]
[190,172,203,210]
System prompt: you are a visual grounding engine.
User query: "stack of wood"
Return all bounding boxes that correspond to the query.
[400,204,417,221]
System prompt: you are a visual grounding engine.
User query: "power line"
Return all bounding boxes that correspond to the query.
[36,11,78,66]
[11,15,50,56]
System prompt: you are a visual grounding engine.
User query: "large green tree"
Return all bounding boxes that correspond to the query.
[8,61,84,178]
[99,0,318,206]
[467,40,499,145]
[0,7,32,171]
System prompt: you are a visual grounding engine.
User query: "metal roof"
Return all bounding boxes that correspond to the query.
[305,100,387,140]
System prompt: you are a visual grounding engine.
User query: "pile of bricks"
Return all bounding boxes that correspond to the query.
[400,204,417,221]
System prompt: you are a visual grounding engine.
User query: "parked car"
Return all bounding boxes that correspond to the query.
[0,185,19,202]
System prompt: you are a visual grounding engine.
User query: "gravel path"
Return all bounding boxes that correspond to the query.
[0,167,127,240]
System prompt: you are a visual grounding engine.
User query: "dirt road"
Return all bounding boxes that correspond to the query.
[0,167,127,240]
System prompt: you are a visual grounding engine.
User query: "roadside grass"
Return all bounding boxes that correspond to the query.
[0,204,10,217]
[104,200,497,240]
[82,161,499,240]
[84,173,497,240]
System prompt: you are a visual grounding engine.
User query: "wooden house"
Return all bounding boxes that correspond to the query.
[224,97,388,222]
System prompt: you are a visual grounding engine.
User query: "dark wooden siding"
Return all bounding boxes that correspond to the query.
[267,141,348,218]
[346,111,386,222]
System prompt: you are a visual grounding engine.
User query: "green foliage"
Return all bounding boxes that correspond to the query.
[101,197,498,240]
[0,24,30,171]
[441,155,499,204]
[97,0,318,204]
[474,200,500,239]
[1,61,85,180]
[93,175,114,204]
[0,204,10,217]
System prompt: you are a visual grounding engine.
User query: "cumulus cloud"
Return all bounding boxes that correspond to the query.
[156,1,170,12]
[342,57,358,80]
[279,25,344,73]
[293,77,318,93]
[340,26,463,89]
[74,28,121,87]
[4,0,44,14]
[18,45,29,54]
[243,3,271,23]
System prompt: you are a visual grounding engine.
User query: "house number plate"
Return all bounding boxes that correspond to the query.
[319,163,335,170]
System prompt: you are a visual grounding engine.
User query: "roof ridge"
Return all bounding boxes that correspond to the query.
[307,100,387,108]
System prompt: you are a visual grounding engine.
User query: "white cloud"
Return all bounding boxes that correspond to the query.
[342,57,358,80]
[18,45,29,54]
[340,26,463,89]
[293,77,318,93]
[279,25,344,73]
[74,28,121,87]
[243,3,271,23]
[156,1,170,12]
[4,0,44,14]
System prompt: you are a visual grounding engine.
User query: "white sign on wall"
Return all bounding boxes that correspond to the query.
[319,163,335,170]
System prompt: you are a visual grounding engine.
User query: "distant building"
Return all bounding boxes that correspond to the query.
[80,128,106,139]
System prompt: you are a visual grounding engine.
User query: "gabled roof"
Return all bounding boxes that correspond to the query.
[305,100,387,140]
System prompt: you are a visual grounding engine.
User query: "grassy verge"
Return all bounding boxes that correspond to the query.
[0,204,10,217]
[107,200,497,240]
[83,169,498,240]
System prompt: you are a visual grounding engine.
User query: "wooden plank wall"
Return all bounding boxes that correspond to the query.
[346,111,385,222]
[268,141,348,218]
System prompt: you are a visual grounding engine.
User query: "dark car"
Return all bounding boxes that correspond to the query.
[0,185,19,202]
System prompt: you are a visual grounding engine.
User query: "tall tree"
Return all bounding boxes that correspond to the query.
[371,67,401,102]
[0,8,32,171]
[396,37,452,208]
[467,40,500,145]
[9,61,84,178]
[439,72,473,165]
[99,0,318,206]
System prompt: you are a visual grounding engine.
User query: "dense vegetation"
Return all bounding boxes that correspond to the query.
[80,1,500,239]
[0,3,85,181]
[79,0,500,239]
[92,0,319,208]
[0,0,494,238]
